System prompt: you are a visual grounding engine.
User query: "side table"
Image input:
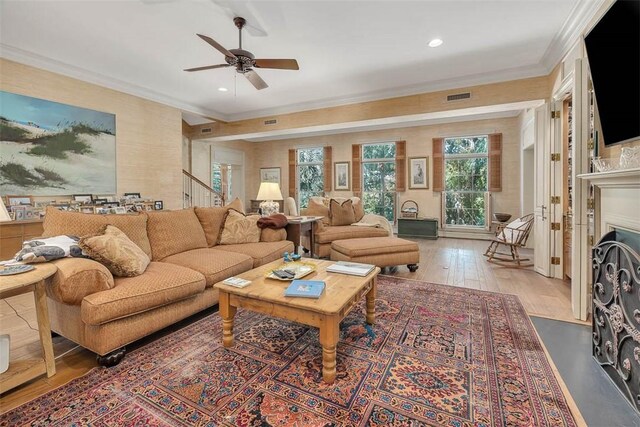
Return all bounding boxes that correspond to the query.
[285,216,323,258]
[0,263,58,393]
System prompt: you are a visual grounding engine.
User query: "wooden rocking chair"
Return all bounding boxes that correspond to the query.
[484,213,534,267]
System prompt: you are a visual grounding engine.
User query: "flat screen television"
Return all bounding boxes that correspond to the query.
[584,0,639,146]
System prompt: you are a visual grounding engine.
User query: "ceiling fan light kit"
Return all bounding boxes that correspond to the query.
[184,16,299,90]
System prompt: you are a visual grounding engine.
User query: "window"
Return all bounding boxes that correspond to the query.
[362,143,396,221]
[212,163,232,205]
[443,135,488,227]
[297,147,324,208]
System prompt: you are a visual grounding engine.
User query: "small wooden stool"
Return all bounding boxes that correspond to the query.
[330,237,419,272]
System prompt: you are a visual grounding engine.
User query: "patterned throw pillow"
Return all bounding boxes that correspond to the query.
[330,199,356,226]
[79,225,150,277]
[217,209,261,245]
[15,235,86,263]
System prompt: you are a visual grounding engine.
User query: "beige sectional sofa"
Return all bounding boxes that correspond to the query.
[40,200,293,365]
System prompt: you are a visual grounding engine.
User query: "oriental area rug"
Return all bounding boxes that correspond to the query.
[2,277,577,426]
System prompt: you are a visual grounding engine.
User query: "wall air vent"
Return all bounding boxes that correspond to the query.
[200,127,212,134]
[446,92,472,102]
[264,119,277,125]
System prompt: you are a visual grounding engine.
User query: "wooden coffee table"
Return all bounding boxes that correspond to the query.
[214,259,379,384]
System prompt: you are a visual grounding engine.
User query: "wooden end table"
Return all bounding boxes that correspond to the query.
[214,259,379,384]
[285,216,323,258]
[0,263,58,393]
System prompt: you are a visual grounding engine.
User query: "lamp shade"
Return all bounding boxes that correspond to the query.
[256,182,283,201]
[0,197,11,222]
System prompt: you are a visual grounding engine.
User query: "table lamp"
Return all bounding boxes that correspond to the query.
[256,182,283,217]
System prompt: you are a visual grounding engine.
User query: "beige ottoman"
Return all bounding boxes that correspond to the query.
[330,237,420,272]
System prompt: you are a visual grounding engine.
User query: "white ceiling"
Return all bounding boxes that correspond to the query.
[1,0,600,122]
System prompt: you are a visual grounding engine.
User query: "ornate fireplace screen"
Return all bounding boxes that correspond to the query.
[593,229,640,413]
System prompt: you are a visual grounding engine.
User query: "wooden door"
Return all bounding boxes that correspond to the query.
[534,103,551,277]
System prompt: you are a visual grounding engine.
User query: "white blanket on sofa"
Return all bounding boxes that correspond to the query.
[351,214,393,236]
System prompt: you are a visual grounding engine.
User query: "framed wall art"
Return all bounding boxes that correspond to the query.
[260,167,281,186]
[334,162,350,191]
[409,157,429,189]
[0,91,116,195]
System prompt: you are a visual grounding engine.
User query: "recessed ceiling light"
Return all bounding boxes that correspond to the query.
[218,87,228,92]
[428,38,443,48]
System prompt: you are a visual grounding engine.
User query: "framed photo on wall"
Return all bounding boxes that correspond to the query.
[409,157,429,189]
[260,167,281,185]
[72,194,93,204]
[334,162,350,191]
[5,195,33,206]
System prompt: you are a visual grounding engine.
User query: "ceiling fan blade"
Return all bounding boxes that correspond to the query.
[196,34,236,58]
[183,64,230,72]
[244,70,268,90]
[254,59,299,70]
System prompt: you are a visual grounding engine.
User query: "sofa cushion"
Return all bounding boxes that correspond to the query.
[46,258,115,305]
[42,206,151,257]
[315,225,389,244]
[79,225,150,277]
[260,228,287,242]
[195,198,244,247]
[329,199,356,226]
[162,248,253,287]
[146,208,208,260]
[218,209,261,245]
[81,262,205,325]
[331,237,419,257]
[217,240,295,267]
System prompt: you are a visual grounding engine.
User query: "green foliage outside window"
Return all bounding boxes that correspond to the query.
[362,143,396,221]
[298,148,324,208]
[443,136,488,227]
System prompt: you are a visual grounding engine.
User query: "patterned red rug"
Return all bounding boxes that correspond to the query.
[2,276,577,426]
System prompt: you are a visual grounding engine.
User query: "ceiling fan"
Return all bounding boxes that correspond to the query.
[184,16,299,90]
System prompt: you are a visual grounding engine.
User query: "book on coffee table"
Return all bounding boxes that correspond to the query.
[326,261,375,276]
[284,280,325,298]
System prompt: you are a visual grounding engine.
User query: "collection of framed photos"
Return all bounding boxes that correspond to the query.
[4,193,164,221]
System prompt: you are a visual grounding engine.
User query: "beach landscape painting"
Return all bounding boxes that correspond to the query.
[0,91,116,195]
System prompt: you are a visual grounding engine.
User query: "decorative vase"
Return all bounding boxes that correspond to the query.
[620,146,640,169]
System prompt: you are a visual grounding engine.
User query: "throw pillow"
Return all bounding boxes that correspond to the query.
[79,225,150,277]
[218,209,261,245]
[330,199,356,226]
[15,235,86,263]
[194,198,244,247]
[352,197,365,222]
[303,198,330,225]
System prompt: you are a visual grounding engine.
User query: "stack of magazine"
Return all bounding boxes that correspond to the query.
[326,261,375,276]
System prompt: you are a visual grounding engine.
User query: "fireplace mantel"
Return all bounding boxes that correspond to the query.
[577,167,640,189]
[578,167,640,238]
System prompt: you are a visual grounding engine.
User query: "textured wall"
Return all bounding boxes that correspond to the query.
[249,116,522,223]
[0,59,183,209]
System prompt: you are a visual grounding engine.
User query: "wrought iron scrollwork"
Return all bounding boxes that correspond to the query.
[592,230,640,413]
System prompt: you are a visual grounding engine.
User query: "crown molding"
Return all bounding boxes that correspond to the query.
[0,44,227,120]
[204,100,543,143]
[224,63,548,121]
[540,0,607,72]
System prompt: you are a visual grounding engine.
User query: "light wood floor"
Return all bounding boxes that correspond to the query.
[0,237,584,413]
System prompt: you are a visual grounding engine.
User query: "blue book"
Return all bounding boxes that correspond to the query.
[284,280,325,298]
